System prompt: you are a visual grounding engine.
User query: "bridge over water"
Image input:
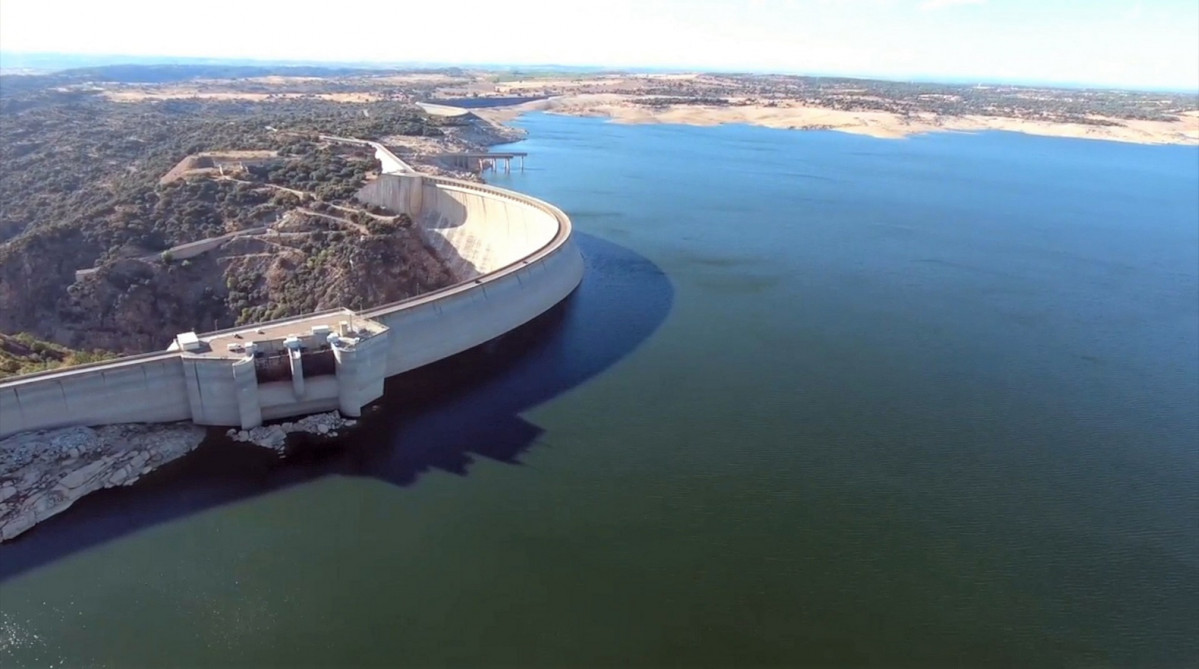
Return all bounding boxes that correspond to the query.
[438,152,528,173]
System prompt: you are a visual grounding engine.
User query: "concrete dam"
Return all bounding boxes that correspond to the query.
[0,170,584,439]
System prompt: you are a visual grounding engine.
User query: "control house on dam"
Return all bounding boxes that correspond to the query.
[172,311,391,430]
[0,152,585,439]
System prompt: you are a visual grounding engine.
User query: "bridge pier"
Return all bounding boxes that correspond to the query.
[232,357,262,429]
[333,341,362,418]
[287,345,305,398]
[437,152,528,175]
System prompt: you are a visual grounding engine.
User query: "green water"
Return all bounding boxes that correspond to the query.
[2,118,1197,667]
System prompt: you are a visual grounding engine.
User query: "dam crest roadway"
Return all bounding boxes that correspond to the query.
[0,143,586,439]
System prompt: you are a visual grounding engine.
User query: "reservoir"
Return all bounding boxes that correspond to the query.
[2,115,1197,667]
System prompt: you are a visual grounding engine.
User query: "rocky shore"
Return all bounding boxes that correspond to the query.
[0,412,363,542]
[226,411,356,453]
[475,94,1199,146]
[384,113,528,180]
[0,412,366,541]
[0,423,206,541]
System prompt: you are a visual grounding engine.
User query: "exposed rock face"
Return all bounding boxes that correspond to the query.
[15,217,453,355]
[0,332,115,379]
[449,116,527,147]
[383,115,526,182]
[0,227,101,339]
[60,255,232,353]
[0,423,206,542]
[218,220,454,317]
[0,412,364,540]
[227,411,356,453]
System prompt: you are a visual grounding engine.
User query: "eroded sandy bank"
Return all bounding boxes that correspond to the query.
[477,94,1199,146]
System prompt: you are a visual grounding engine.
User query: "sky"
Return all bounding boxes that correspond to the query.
[1,0,1196,90]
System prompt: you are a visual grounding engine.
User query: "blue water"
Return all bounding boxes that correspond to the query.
[2,117,1197,667]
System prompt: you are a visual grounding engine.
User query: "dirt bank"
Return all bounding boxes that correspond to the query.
[1,423,206,541]
[476,94,1199,146]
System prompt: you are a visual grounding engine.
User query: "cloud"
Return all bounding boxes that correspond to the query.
[919,0,986,11]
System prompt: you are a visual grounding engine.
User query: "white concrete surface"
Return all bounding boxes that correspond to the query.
[1,355,191,438]
[416,102,474,118]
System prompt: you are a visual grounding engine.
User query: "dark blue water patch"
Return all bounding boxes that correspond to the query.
[484,115,1199,665]
[0,233,675,581]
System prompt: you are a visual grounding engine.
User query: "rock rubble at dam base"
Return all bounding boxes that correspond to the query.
[0,423,207,542]
[226,411,356,453]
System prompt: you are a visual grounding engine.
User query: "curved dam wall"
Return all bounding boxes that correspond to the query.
[0,174,583,439]
[356,175,561,280]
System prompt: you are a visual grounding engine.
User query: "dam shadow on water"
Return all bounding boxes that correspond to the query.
[0,232,674,582]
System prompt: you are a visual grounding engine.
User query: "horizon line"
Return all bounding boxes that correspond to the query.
[1,50,1196,96]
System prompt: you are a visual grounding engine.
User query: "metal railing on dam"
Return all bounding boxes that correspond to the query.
[0,171,585,439]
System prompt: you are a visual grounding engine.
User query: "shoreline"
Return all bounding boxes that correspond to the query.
[381,115,528,181]
[475,95,1199,147]
[0,423,207,541]
[0,418,350,543]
